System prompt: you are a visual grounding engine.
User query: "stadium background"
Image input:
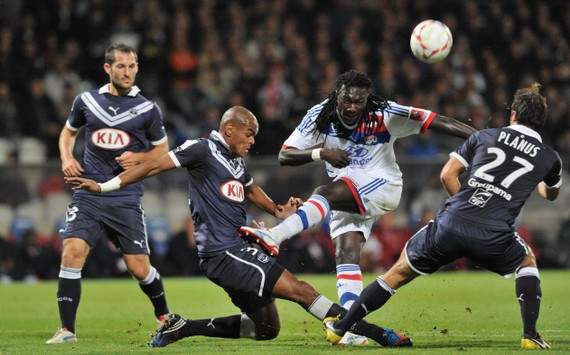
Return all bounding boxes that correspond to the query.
[0,0,568,282]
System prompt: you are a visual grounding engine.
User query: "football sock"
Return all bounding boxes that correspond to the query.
[335,277,395,333]
[515,267,541,338]
[270,195,330,244]
[306,294,388,345]
[139,267,169,318]
[57,266,82,333]
[336,264,363,310]
[180,314,242,339]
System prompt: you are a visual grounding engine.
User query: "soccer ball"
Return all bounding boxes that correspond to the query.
[410,20,453,64]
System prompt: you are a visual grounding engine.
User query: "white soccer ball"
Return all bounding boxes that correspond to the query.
[410,20,453,64]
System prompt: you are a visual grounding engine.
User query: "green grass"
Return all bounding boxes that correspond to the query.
[1,271,569,354]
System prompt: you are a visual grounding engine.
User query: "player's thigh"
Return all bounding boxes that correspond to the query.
[470,231,531,276]
[201,244,284,303]
[101,202,149,255]
[404,217,463,275]
[61,195,105,255]
[333,170,403,217]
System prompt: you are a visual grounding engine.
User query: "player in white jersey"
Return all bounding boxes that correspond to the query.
[241,70,476,345]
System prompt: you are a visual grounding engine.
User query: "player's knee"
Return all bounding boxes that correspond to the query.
[313,184,332,198]
[335,246,360,264]
[128,264,150,281]
[256,322,280,340]
[520,252,537,268]
[61,241,88,266]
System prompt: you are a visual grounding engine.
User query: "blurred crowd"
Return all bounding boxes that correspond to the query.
[0,0,569,280]
[0,0,568,159]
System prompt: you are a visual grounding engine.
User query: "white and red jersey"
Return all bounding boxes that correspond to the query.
[283,100,436,182]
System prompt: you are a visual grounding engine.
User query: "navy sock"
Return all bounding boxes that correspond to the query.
[57,267,82,333]
[516,275,542,338]
[181,315,242,339]
[139,268,169,318]
[336,279,394,333]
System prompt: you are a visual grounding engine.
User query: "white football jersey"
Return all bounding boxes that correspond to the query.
[283,100,435,182]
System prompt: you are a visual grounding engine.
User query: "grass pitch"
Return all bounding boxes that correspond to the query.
[1,271,569,354]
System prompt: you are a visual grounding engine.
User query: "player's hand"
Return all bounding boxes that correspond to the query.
[115,151,142,169]
[252,220,266,228]
[274,197,302,219]
[64,177,101,193]
[321,148,350,168]
[61,158,84,177]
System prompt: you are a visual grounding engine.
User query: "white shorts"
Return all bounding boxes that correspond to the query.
[329,169,402,240]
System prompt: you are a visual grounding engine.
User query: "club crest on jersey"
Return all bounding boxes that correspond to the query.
[365,135,378,144]
[220,180,245,202]
[468,188,493,207]
[91,128,130,150]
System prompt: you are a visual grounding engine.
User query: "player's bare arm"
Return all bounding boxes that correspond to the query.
[59,126,84,177]
[278,146,350,168]
[440,156,465,197]
[430,114,477,139]
[537,182,560,201]
[115,141,169,169]
[246,183,301,219]
[65,152,176,193]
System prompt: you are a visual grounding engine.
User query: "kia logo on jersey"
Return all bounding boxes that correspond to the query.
[220,180,245,202]
[91,128,131,150]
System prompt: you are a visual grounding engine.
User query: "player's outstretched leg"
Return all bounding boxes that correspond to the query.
[324,252,417,346]
[149,304,280,347]
[46,238,89,344]
[124,255,170,322]
[272,269,411,347]
[240,194,330,256]
[516,253,551,350]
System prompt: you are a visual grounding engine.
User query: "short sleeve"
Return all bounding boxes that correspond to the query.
[168,139,206,168]
[66,95,86,130]
[282,104,326,149]
[543,151,562,188]
[145,103,167,145]
[450,132,479,168]
[383,101,436,138]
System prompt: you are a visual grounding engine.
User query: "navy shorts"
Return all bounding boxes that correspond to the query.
[405,211,529,276]
[61,194,149,254]
[199,242,284,313]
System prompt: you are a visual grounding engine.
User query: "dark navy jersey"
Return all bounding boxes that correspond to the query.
[168,131,253,257]
[445,124,562,230]
[67,85,167,200]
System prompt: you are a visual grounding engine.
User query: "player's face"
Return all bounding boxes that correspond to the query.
[229,119,258,157]
[104,51,138,92]
[336,85,370,125]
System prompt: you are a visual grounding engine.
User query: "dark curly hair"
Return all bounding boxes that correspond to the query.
[511,82,547,130]
[312,70,388,137]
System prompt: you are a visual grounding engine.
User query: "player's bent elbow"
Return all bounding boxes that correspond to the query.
[277,150,292,166]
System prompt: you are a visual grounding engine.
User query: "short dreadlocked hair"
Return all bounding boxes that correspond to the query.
[511,82,547,130]
[312,70,388,134]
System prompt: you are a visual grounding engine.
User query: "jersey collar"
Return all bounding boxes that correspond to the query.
[98,84,141,97]
[210,130,230,149]
[507,124,542,143]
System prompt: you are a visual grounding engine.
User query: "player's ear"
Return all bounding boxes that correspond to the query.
[223,124,234,138]
[103,63,111,75]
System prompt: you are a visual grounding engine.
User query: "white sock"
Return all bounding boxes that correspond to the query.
[271,194,330,244]
[307,295,334,320]
[336,264,363,310]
